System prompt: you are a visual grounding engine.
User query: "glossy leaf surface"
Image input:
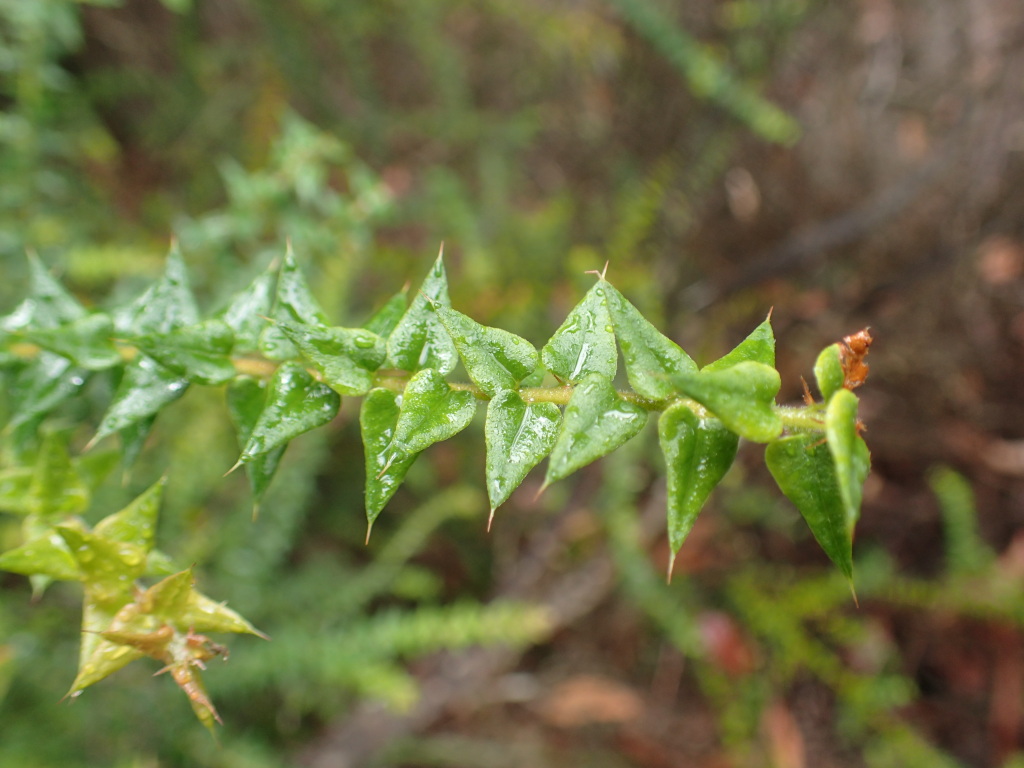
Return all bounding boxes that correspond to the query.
[485,391,561,512]
[0,530,80,580]
[113,245,199,335]
[670,361,782,443]
[218,265,276,352]
[541,283,617,383]
[602,281,697,399]
[360,388,417,527]
[6,352,88,430]
[658,404,738,563]
[93,357,189,443]
[362,289,408,339]
[226,377,286,507]
[435,305,539,396]
[276,321,385,395]
[22,313,122,370]
[93,477,164,552]
[765,433,853,580]
[386,253,458,374]
[701,313,775,372]
[238,362,340,462]
[133,319,237,386]
[825,388,870,531]
[4,253,87,330]
[391,368,476,455]
[28,431,90,519]
[814,343,844,402]
[259,246,330,360]
[545,373,647,485]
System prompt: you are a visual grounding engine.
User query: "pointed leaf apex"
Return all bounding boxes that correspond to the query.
[666,551,677,585]
[487,508,496,532]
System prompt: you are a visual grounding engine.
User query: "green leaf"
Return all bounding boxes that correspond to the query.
[669,361,782,443]
[391,368,476,455]
[113,244,199,335]
[276,321,385,396]
[701,313,775,372]
[92,357,189,444]
[226,377,286,508]
[21,313,122,370]
[602,281,697,399]
[658,404,738,571]
[5,353,89,430]
[57,525,148,604]
[765,434,854,580]
[814,343,844,402]
[360,388,417,529]
[545,373,647,485]
[0,531,80,581]
[484,391,561,516]
[385,252,458,374]
[259,246,330,361]
[28,430,90,519]
[435,305,539,396]
[218,265,276,353]
[93,478,164,553]
[2,253,87,331]
[133,319,237,386]
[0,467,33,514]
[825,388,870,532]
[74,597,140,692]
[118,416,155,475]
[237,362,340,463]
[362,289,408,339]
[541,283,617,383]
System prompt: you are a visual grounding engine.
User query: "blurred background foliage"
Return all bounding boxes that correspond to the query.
[4,0,1024,766]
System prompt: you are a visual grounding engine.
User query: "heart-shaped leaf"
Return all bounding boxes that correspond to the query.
[545,373,647,485]
[603,281,697,399]
[765,433,854,581]
[360,388,418,530]
[391,368,477,455]
[659,404,738,575]
[541,283,617,383]
[237,362,340,463]
[701,313,775,372]
[386,251,458,374]
[670,361,782,443]
[435,305,539,396]
[276,321,385,396]
[485,391,561,516]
